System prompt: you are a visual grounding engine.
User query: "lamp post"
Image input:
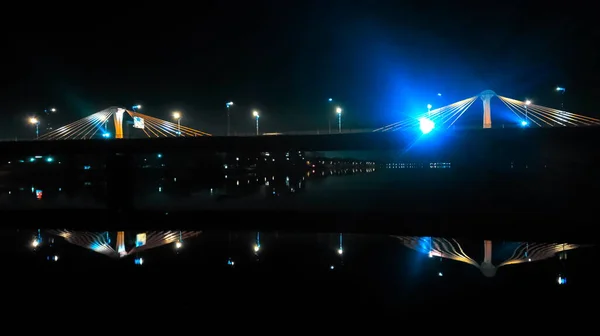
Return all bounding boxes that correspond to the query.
[556,87,566,111]
[252,111,259,135]
[328,98,333,134]
[226,101,234,136]
[336,107,342,133]
[172,111,181,136]
[29,117,40,139]
[524,100,531,125]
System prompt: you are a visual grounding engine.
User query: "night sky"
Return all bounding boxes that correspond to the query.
[2,2,597,138]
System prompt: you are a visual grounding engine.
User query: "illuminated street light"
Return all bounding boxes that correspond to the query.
[133,105,142,111]
[335,107,342,133]
[29,117,40,139]
[226,102,234,136]
[556,87,566,111]
[31,239,40,248]
[175,241,182,249]
[252,110,260,135]
[524,100,531,124]
[50,108,56,112]
[172,111,182,136]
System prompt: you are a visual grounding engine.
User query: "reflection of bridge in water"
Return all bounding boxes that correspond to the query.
[47,230,202,259]
[395,236,587,277]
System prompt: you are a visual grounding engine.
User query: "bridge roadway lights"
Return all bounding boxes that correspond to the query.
[419,117,435,134]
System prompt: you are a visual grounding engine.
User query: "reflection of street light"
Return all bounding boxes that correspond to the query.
[172,111,181,136]
[29,117,40,139]
[252,111,259,135]
[335,107,342,133]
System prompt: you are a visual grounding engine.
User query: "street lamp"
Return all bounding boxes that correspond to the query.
[427,104,432,116]
[556,87,566,111]
[335,107,342,133]
[29,117,40,139]
[226,102,234,136]
[524,100,531,124]
[252,111,259,135]
[172,111,181,136]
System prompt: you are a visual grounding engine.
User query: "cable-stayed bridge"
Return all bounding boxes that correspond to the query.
[17,89,600,142]
[374,90,600,132]
[38,107,211,140]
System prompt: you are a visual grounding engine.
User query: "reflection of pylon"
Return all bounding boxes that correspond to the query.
[116,231,126,255]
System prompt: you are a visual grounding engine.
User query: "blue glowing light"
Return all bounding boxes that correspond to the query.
[521,120,528,126]
[419,117,435,134]
[102,132,110,138]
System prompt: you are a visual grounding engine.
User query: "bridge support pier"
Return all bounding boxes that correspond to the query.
[479,90,496,129]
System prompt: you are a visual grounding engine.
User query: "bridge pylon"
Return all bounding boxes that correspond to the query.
[479,90,497,129]
[114,108,127,139]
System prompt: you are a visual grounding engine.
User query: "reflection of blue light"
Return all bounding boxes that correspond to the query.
[419,117,435,134]
[521,120,528,126]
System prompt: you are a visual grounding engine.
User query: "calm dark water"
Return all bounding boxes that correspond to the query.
[0,164,587,212]
[3,229,593,314]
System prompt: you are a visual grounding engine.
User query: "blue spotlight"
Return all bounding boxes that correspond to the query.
[419,117,435,134]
